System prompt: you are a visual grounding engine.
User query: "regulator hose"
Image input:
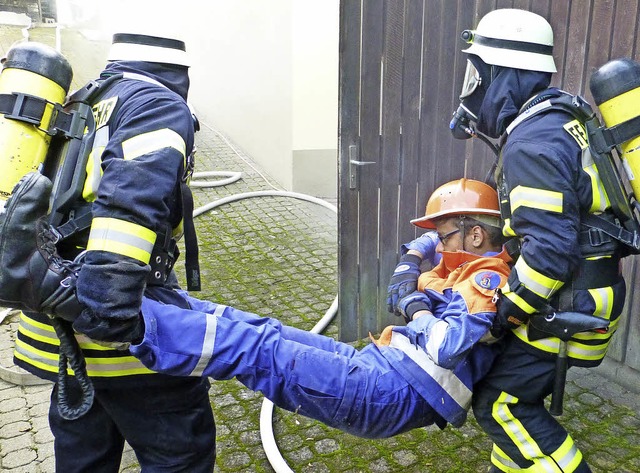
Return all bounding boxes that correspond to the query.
[51,317,95,420]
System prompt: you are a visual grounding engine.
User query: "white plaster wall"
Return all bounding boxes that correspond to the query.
[292,0,339,150]
[57,0,338,194]
[184,0,294,189]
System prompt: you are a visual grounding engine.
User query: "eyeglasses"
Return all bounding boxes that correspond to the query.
[437,228,461,244]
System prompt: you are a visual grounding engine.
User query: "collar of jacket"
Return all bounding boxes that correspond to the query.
[102,61,190,100]
[436,247,512,274]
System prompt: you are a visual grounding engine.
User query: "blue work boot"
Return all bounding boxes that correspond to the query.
[0,172,83,321]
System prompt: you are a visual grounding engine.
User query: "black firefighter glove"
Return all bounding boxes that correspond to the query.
[396,290,432,324]
[73,256,149,345]
[490,288,532,338]
[386,253,422,315]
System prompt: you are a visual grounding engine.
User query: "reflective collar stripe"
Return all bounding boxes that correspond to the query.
[190,304,226,377]
[122,72,167,89]
[87,217,156,263]
[506,100,553,134]
[388,332,471,409]
[514,257,564,299]
[509,185,563,214]
[121,128,186,162]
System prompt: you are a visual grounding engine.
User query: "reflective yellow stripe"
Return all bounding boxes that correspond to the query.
[551,434,583,472]
[503,218,517,237]
[510,185,563,213]
[16,339,153,376]
[82,126,109,202]
[18,318,60,346]
[14,340,59,374]
[512,283,617,359]
[82,357,153,376]
[492,392,561,472]
[503,290,538,315]
[121,128,186,161]
[513,322,616,360]
[582,159,610,213]
[514,257,564,299]
[589,286,614,318]
[491,444,539,472]
[87,217,156,263]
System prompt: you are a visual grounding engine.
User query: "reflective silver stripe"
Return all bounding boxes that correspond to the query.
[388,332,471,409]
[493,392,560,472]
[514,257,563,299]
[491,445,530,471]
[122,72,167,89]
[121,128,186,161]
[510,185,563,213]
[513,325,612,359]
[506,100,553,134]
[425,320,448,365]
[554,436,581,470]
[85,126,109,199]
[88,226,155,256]
[190,304,226,377]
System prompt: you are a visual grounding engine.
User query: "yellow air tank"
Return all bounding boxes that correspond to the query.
[590,58,640,204]
[0,42,72,202]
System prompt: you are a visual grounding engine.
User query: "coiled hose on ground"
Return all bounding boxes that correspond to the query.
[190,168,338,473]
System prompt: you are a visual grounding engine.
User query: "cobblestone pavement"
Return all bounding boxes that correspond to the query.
[1,24,640,473]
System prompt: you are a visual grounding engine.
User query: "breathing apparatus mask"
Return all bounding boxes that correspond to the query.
[450,54,493,140]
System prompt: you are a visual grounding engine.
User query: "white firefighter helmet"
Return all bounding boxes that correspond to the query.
[108,32,189,67]
[104,2,190,67]
[461,9,556,73]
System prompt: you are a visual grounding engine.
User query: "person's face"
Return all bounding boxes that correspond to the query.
[434,218,464,253]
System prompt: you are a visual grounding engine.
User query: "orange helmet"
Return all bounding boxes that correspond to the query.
[411,178,501,229]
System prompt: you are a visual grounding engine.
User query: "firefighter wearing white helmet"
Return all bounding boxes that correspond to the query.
[12,31,216,471]
[449,9,627,473]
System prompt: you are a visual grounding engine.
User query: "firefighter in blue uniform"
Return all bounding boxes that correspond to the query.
[12,33,216,472]
[449,9,627,472]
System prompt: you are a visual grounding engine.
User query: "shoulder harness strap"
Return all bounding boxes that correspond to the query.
[505,90,640,254]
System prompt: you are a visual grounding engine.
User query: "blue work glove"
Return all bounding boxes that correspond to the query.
[386,254,421,315]
[401,231,442,266]
[396,290,432,324]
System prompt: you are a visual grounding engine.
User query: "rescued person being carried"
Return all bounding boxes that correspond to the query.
[0,173,510,438]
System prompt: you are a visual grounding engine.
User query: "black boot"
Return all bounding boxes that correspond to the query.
[0,172,83,321]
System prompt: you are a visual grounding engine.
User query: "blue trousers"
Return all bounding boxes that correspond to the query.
[133,295,437,439]
[49,376,216,473]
